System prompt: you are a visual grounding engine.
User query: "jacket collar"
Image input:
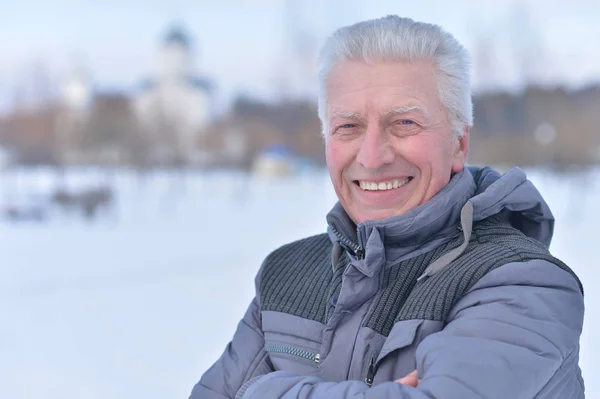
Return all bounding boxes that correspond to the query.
[326,168,477,265]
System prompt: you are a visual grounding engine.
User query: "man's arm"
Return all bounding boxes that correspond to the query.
[189,296,273,399]
[237,259,584,398]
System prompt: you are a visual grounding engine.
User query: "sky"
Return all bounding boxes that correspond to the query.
[1,0,600,113]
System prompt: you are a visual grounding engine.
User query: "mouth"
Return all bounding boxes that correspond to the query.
[353,177,414,191]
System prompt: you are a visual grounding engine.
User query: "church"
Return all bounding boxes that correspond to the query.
[55,24,215,167]
[134,24,214,166]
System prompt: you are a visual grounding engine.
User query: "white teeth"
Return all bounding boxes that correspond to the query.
[359,177,411,191]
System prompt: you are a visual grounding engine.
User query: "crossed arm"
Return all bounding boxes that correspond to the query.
[190,260,584,399]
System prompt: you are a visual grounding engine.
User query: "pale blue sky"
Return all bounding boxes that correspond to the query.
[1,0,599,112]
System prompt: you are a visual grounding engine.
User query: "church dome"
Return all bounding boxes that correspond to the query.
[163,24,191,48]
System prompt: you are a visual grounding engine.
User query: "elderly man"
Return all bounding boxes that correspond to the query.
[191,15,584,399]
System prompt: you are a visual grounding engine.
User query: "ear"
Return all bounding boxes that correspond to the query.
[451,126,470,173]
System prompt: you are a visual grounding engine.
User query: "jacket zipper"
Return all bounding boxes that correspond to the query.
[329,224,365,260]
[364,356,376,387]
[356,225,365,259]
[265,344,321,364]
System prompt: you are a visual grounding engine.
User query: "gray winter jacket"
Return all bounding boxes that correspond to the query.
[191,166,585,399]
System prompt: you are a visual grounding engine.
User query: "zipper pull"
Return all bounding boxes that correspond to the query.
[355,247,365,260]
[364,356,375,387]
[314,353,321,364]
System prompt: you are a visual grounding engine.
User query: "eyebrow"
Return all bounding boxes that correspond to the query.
[332,106,430,121]
[332,111,362,119]
[385,105,430,121]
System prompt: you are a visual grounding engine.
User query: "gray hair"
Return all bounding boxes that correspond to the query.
[317,15,473,138]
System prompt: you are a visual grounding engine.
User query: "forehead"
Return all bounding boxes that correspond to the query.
[325,60,440,117]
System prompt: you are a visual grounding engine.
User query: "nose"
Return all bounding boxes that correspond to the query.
[355,123,394,170]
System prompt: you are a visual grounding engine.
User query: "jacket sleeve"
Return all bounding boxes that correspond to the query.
[190,295,274,398]
[237,259,585,399]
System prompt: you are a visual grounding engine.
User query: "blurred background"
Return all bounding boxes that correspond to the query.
[0,0,598,398]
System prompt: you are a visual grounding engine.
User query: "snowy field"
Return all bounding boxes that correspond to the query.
[0,166,597,399]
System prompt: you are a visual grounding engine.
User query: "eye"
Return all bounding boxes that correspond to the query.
[331,122,361,139]
[390,119,421,137]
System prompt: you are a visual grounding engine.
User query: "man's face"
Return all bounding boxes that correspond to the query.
[324,60,469,224]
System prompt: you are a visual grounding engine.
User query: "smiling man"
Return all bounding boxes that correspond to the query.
[190,16,585,399]
[325,59,468,224]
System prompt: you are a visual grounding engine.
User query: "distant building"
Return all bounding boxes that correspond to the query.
[133,24,214,166]
[201,97,323,170]
[55,56,94,164]
[252,144,297,177]
[60,56,94,116]
[55,58,138,166]
[51,24,215,167]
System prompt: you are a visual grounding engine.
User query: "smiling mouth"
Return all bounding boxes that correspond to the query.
[353,177,414,191]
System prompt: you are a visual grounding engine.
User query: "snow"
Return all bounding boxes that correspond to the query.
[0,166,597,398]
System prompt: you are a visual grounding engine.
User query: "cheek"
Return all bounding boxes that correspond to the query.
[392,137,433,166]
[401,135,454,166]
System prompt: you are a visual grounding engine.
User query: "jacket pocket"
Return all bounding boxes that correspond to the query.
[376,319,423,364]
[265,344,321,364]
[368,319,425,385]
[261,311,323,375]
[263,337,322,375]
